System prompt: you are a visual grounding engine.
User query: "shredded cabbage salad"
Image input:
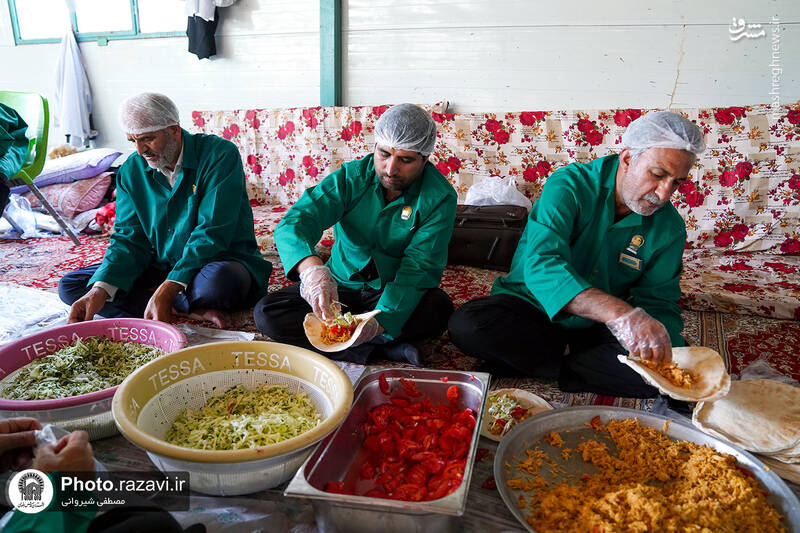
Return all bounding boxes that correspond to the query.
[165,384,321,450]
[331,311,356,327]
[487,393,526,436]
[0,336,163,400]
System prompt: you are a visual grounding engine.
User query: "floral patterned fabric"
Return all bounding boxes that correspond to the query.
[428,104,800,254]
[193,103,799,255]
[681,249,800,319]
[194,103,800,319]
[251,203,334,259]
[191,102,448,206]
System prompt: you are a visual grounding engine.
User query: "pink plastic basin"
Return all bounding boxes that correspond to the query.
[0,318,187,411]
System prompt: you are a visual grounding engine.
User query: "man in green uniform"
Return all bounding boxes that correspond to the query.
[59,93,272,327]
[0,103,29,215]
[254,104,457,365]
[449,111,706,397]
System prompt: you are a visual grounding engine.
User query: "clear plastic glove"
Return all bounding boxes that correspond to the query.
[348,317,381,348]
[605,307,672,364]
[299,265,340,323]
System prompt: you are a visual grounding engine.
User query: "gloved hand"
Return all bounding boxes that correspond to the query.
[299,265,340,323]
[348,317,381,347]
[605,307,672,364]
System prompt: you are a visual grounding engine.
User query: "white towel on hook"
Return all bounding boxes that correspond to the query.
[52,25,93,146]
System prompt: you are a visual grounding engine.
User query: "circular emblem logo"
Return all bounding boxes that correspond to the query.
[7,469,54,513]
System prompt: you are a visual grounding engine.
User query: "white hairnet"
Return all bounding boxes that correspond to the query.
[119,93,180,135]
[374,103,437,157]
[621,111,706,156]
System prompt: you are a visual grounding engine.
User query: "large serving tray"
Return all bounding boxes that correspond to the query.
[495,406,800,533]
[285,367,491,533]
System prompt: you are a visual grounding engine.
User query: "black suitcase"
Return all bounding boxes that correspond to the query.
[447,204,528,271]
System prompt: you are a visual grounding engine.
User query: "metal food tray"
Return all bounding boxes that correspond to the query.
[285,367,491,533]
[495,406,800,533]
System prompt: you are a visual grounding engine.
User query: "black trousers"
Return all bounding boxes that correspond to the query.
[58,261,258,318]
[448,294,657,398]
[254,284,454,364]
[0,177,9,213]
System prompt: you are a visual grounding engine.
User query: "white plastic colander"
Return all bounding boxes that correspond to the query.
[112,341,353,496]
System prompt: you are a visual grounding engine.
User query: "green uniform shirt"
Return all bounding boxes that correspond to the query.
[0,103,29,180]
[89,129,272,294]
[275,154,457,338]
[492,154,686,345]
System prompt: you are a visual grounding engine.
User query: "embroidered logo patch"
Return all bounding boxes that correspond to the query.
[400,206,412,220]
[619,253,642,270]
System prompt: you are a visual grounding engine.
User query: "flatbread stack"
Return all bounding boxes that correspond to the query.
[692,378,800,483]
[303,309,380,353]
[617,346,731,402]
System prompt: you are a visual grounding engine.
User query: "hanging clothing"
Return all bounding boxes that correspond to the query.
[183,0,238,22]
[53,27,93,147]
[187,9,218,60]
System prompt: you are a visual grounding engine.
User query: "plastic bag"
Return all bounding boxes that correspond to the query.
[0,194,77,239]
[0,194,66,239]
[0,283,69,345]
[739,358,799,386]
[1,194,38,236]
[464,176,532,209]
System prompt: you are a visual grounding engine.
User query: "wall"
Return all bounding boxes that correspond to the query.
[0,0,320,150]
[343,0,800,112]
[1,0,798,152]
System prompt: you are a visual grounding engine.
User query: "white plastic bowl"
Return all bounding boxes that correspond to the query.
[112,341,353,496]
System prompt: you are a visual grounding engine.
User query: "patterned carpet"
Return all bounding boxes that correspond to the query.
[2,233,798,410]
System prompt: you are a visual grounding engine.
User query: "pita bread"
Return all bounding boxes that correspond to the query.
[617,346,730,402]
[757,454,800,485]
[480,388,552,442]
[692,378,800,454]
[769,452,800,464]
[303,310,381,353]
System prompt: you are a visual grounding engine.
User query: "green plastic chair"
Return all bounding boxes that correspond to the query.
[0,90,81,245]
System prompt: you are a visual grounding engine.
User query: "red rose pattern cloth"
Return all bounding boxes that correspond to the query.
[192,103,800,320]
[190,102,448,206]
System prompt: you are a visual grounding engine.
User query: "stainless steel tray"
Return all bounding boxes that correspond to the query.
[495,406,800,533]
[285,367,491,533]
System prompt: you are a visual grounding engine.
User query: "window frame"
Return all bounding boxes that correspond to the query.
[7,0,185,45]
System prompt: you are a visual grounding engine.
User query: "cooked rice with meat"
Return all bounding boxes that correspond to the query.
[508,418,785,533]
[640,360,695,388]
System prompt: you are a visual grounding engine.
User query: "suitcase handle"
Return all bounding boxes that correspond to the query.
[457,218,512,228]
[486,237,499,261]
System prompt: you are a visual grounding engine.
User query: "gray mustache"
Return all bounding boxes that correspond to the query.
[642,193,664,206]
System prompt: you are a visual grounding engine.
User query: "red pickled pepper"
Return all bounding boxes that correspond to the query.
[323,374,477,501]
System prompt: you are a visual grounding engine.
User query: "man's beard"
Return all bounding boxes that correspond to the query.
[147,137,180,173]
[630,192,666,216]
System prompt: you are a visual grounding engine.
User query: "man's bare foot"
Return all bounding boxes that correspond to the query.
[175,308,231,328]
